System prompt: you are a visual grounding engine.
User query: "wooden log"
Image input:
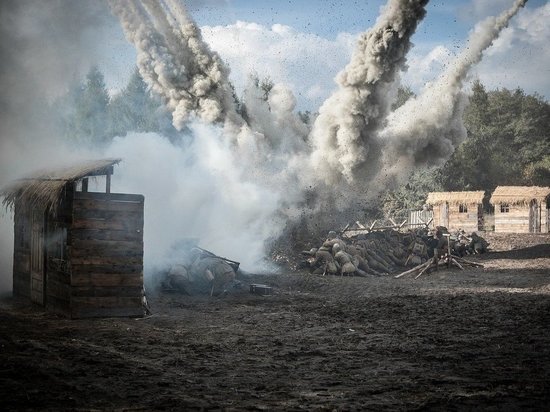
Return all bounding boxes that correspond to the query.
[369,220,378,230]
[452,258,465,271]
[415,262,433,279]
[454,256,484,267]
[394,261,430,278]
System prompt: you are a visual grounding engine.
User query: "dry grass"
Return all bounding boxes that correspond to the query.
[426,191,485,205]
[0,158,120,215]
[490,186,550,205]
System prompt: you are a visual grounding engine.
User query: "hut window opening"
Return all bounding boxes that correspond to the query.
[500,203,510,213]
[459,204,468,213]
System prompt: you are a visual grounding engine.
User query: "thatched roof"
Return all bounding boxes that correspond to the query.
[426,191,485,205]
[1,159,121,214]
[490,186,550,205]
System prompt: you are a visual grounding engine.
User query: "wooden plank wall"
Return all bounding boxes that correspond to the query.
[432,203,481,233]
[494,204,530,232]
[447,203,481,233]
[542,201,549,233]
[494,202,550,233]
[44,186,73,315]
[69,191,144,318]
[12,205,31,298]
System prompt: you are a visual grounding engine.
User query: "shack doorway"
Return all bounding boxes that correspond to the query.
[30,209,45,306]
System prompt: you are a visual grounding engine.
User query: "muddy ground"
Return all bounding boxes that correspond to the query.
[1,233,549,411]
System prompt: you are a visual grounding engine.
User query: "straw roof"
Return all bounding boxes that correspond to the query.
[0,159,121,214]
[490,186,550,205]
[426,191,485,205]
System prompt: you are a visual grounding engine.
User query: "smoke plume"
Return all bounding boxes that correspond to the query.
[375,0,527,188]
[108,0,244,132]
[309,0,429,184]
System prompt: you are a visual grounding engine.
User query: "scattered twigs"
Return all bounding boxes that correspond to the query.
[414,262,433,279]
[396,251,485,280]
[394,260,430,278]
[454,256,484,267]
[451,258,464,271]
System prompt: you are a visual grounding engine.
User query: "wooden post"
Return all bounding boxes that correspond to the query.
[106,173,111,194]
[81,178,88,193]
[444,234,451,268]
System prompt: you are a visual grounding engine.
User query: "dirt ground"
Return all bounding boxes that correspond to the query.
[1,233,549,411]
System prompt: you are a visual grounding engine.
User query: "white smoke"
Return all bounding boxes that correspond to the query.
[308,0,429,184]
[108,0,243,132]
[375,0,527,188]
[104,129,285,276]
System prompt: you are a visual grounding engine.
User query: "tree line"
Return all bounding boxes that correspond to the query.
[382,80,550,218]
[51,67,549,217]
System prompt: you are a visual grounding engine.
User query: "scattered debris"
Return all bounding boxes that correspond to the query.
[162,244,240,296]
[249,284,273,296]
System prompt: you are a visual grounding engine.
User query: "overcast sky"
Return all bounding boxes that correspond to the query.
[96,0,550,112]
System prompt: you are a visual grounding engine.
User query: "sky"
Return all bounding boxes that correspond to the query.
[96,0,550,112]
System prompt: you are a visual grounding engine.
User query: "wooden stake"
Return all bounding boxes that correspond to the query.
[394,260,430,278]
[415,262,433,279]
[452,258,464,271]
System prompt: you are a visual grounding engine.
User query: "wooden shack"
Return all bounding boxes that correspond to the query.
[490,186,550,233]
[1,159,145,318]
[426,191,485,233]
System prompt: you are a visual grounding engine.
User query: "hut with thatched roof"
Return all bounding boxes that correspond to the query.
[1,159,145,318]
[490,186,550,233]
[426,191,485,233]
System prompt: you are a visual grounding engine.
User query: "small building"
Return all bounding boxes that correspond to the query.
[1,159,145,318]
[426,191,485,233]
[490,186,550,233]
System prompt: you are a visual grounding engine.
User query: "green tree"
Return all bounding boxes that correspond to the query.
[382,167,444,219]
[108,68,161,136]
[441,82,550,191]
[69,66,111,146]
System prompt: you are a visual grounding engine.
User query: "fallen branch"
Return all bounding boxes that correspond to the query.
[414,262,433,279]
[394,260,430,278]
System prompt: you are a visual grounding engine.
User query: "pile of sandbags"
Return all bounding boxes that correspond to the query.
[301,227,490,278]
[302,230,412,276]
